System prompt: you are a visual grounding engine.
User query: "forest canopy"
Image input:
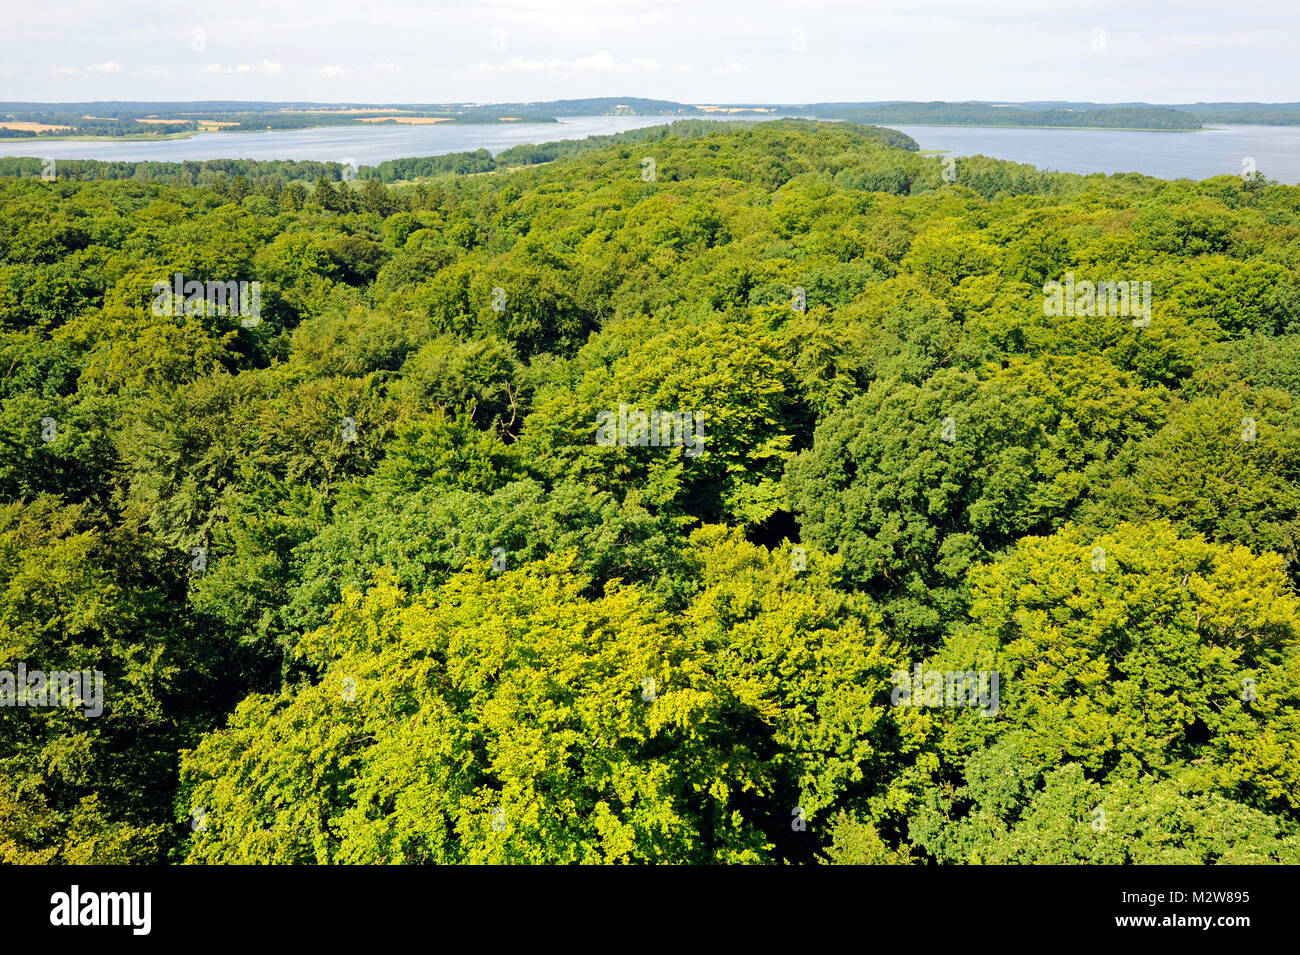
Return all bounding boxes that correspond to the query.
[2,119,1299,864]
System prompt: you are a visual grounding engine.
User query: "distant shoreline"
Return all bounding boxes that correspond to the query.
[2,116,562,144]
[12,118,1222,144]
[1,130,201,143]
[876,122,1202,132]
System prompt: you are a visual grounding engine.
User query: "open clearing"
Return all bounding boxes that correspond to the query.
[0,121,73,132]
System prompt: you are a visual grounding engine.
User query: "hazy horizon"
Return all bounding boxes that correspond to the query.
[3,0,1296,104]
[5,97,1300,108]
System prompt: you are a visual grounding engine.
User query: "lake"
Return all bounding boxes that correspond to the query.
[0,115,743,166]
[883,123,1300,184]
[3,115,1299,184]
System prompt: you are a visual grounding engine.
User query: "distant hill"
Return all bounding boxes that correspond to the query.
[792,101,1202,129]
[0,98,700,139]
[1167,102,1300,125]
[481,97,701,116]
[11,99,1300,140]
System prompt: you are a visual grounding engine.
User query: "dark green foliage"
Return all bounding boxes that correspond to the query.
[2,119,1300,864]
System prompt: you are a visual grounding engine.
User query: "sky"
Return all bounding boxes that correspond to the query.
[1,0,1297,105]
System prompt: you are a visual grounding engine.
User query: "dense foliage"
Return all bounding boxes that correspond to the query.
[806,102,1203,129]
[2,119,1299,864]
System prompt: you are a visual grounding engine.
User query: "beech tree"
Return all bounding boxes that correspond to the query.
[2,118,1300,863]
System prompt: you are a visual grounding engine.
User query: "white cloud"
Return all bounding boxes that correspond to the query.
[318,65,348,76]
[8,1,1300,103]
[203,61,287,76]
[236,59,283,75]
[52,62,121,77]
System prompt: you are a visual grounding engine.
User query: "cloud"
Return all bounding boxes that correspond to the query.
[202,59,283,76]
[52,62,121,76]
[318,65,348,76]
[11,0,1300,103]
[236,59,283,75]
[475,50,658,73]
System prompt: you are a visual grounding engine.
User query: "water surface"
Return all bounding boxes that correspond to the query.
[0,115,737,165]
[883,123,1300,184]
[4,114,1299,184]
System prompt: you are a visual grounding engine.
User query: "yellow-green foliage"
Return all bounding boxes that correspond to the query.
[2,119,1300,863]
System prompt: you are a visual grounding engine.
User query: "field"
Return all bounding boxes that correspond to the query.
[0,121,73,132]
